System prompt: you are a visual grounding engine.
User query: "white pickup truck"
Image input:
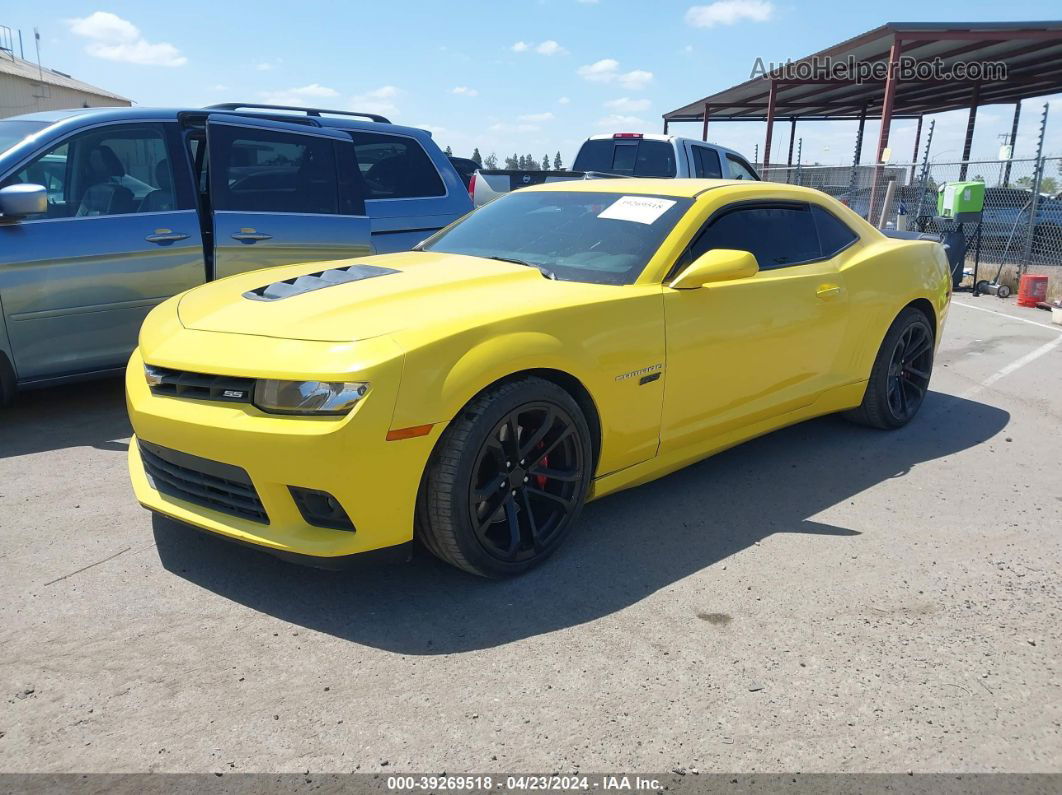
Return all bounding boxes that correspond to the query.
[471,133,759,206]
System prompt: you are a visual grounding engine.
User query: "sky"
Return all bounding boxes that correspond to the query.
[4,1,1062,168]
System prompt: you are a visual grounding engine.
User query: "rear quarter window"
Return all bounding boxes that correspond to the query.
[349,132,445,199]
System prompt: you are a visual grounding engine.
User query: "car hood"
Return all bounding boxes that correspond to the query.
[177,252,605,343]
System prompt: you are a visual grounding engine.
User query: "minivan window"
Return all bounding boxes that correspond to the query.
[573,139,677,177]
[211,126,339,214]
[692,204,820,269]
[350,132,445,199]
[0,123,178,219]
[0,120,48,156]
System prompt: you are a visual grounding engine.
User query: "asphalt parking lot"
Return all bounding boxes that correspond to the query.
[1,294,1060,774]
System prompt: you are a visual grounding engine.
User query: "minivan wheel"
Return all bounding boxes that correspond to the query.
[846,307,934,430]
[417,377,593,578]
[0,355,15,408]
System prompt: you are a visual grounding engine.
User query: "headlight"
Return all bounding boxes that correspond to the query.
[253,380,369,415]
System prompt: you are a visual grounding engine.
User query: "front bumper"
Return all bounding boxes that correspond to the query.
[127,345,445,563]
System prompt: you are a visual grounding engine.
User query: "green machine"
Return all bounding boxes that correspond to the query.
[936,180,986,222]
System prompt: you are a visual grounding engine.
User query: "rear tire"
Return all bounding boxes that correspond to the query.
[845,307,934,430]
[416,377,593,578]
[0,354,15,409]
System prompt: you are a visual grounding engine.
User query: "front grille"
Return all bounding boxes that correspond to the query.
[146,365,254,404]
[139,440,269,524]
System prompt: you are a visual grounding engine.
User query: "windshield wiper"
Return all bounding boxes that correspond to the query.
[487,255,556,280]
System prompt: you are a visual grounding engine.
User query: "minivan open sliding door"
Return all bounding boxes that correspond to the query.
[205,114,371,280]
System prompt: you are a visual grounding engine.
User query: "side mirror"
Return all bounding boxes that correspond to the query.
[670,248,758,290]
[0,184,47,219]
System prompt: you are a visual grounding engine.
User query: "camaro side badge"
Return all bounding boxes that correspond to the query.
[616,363,663,384]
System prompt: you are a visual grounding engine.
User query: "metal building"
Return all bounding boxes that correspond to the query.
[0,51,130,119]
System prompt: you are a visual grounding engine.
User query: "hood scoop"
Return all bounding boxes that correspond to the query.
[243,263,400,302]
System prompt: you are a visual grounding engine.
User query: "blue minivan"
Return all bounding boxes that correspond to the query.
[0,103,473,404]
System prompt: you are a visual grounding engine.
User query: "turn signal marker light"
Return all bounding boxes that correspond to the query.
[386,424,434,441]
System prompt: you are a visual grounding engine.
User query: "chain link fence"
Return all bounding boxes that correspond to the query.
[760,157,1062,294]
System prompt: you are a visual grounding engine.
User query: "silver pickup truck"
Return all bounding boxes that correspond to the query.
[471,133,759,206]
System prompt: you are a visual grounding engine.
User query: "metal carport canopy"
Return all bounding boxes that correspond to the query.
[663,21,1062,171]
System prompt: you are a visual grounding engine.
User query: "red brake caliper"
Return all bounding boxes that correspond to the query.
[534,442,549,488]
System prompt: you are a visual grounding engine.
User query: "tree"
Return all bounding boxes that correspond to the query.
[517,155,526,169]
[444,145,453,156]
[554,151,563,170]
[526,154,535,171]
[484,152,499,169]
[471,147,482,166]
[1040,176,1058,194]
[505,154,518,168]
[542,153,550,170]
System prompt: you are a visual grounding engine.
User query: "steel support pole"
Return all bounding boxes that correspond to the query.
[786,118,797,167]
[762,81,777,174]
[870,36,903,223]
[701,103,710,142]
[1002,101,1021,187]
[663,119,669,134]
[959,84,980,180]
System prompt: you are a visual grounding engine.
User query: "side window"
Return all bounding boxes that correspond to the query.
[811,205,858,257]
[349,132,445,199]
[692,146,722,178]
[691,204,822,269]
[726,155,759,181]
[211,125,339,214]
[1,123,178,219]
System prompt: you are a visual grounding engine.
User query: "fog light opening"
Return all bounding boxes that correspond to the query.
[289,487,356,532]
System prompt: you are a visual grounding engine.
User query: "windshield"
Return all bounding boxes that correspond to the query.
[0,121,48,156]
[421,190,692,285]
[573,139,677,177]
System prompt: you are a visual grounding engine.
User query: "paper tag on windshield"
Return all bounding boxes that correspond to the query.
[598,196,676,225]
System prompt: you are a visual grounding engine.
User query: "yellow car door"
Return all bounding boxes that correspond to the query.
[660,200,856,453]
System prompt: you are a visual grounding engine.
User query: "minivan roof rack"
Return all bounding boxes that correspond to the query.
[205,103,391,124]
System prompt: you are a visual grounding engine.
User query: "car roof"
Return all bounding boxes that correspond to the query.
[4,105,433,139]
[523,177,813,199]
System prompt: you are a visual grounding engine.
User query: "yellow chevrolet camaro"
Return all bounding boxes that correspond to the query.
[127,178,950,577]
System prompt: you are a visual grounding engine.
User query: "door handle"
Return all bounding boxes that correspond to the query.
[231,231,273,242]
[816,284,844,300]
[145,231,190,244]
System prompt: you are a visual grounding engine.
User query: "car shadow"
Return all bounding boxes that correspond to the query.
[153,391,1009,655]
[0,376,130,459]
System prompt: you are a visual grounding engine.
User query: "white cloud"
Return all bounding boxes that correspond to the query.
[535,40,566,56]
[350,85,401,117]
[451,86,479,97]
[66,11,186,66]
[519,112,555,122]
[685,1,774,28]
[558,96,571,104]
[578,58,620,82]
[255,62,273,71]
[577,58,653,90]
[596,114,648,130]
[605,97,651,112]
[514,40,567,56]
[618,69,653,90]
[260,83,339,106]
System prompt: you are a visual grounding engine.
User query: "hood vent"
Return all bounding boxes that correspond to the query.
[244,264,400,301]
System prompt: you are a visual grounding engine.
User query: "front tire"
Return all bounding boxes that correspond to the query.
[846,307,934,430]
[417,377,593,578]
